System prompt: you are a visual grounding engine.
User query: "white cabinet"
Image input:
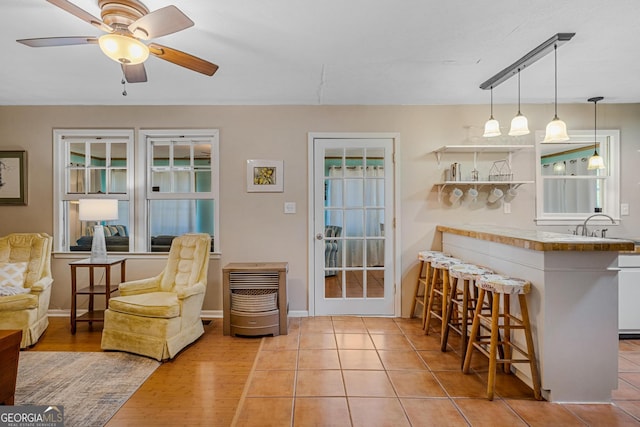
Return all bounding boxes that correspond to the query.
[618,253,640,336]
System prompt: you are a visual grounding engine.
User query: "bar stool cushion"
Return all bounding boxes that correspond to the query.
[449,264,493,280]
[418,250,449,261]
[430,257,463,269]
[477,274,531,295]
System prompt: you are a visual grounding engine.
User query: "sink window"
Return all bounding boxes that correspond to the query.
[535,130,620,225]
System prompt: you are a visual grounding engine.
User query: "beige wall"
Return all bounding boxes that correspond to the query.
[1,104,639,317]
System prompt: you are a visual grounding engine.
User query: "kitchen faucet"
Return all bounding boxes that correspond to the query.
[577,213,616,236]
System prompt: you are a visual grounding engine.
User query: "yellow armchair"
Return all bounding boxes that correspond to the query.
[101,233,211,361]
[0,233,53,348]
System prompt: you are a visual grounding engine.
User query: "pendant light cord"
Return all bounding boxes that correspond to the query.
[553,44,558,118]
[593,98,598,154]
[517,69,521,114]
[490,86,494,118]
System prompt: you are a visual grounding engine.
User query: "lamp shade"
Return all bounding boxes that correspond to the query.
[508,113,530,136]
[79,199,119,221]
[98,33,149,65]
[483,118,501,137]
[543,117,569,142]
[588,153,605,170]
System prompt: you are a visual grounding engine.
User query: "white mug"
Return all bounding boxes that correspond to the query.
[504,188,518,202]
[449,187,463,204]
[487,187,504,203]
[467,188,479,201]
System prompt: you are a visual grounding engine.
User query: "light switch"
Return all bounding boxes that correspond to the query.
[284,202,296,214]
[621,203,630,216]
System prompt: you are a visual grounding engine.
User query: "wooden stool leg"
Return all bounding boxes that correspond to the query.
[519,294,542,400]
[440,270,450,338]
[487,291,500,401]
[503,294,512,374]
[410,260,425,317]
[441,276,458,351]
[420,263,432,330]
[463,288,485,374]
[424,267,439,335]
[459,278,471,366]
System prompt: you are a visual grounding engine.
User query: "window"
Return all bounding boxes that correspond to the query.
[140,129,219,253]
[54,128,219,253]
[535,130,620,225]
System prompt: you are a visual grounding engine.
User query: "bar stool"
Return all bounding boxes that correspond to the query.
[424,256,462,337]
[410,250,449,329]
[462,274,542,401]
[441,263,493,365]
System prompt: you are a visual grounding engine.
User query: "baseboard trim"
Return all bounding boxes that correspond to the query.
[48,309,307,319]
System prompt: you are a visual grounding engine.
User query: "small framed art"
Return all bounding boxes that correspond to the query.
[0,151,27,205]
[246,159,284,192]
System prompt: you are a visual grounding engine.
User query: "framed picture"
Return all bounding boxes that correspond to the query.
[0,151,27,205]
[246,159,284,192]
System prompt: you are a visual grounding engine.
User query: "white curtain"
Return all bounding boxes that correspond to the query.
[328,165,384,267]
[543,158,597,214]
[150,173,195,236]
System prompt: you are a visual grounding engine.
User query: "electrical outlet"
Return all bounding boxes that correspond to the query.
[503,202,511,214]
[621,203,630,216]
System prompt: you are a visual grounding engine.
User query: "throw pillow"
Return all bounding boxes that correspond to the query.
[0,285,30,296]
[0,261,29,287]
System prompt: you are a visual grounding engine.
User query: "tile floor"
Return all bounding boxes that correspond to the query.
[233,316,640,426]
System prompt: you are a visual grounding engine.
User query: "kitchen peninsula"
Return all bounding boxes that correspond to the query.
[437,224,634,403]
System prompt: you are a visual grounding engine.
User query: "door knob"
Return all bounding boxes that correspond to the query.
[316,233,324,240]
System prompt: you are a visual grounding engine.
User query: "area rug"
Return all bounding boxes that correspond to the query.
[14,351,160,427]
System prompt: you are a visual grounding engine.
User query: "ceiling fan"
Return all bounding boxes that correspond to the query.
[17,0,219,83]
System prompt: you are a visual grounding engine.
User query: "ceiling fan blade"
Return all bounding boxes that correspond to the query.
[149,43,218,76]
[46,0,112,33]
[122,63,148,83]
[17,36,98,47]
[129,5,194,40]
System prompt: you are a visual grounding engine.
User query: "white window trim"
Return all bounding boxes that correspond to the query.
[534,129,620,226]
[53,129,135,253]
[137,129,220,253]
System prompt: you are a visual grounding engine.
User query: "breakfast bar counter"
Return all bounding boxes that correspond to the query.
[437,224,634,403]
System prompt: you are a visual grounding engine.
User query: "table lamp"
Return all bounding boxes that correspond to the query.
[79,199,119,262]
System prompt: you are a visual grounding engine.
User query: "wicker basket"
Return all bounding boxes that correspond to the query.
[231,289,278,312]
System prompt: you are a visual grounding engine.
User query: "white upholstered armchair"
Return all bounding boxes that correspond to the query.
[101,233,211,361]
[0,233,53,348]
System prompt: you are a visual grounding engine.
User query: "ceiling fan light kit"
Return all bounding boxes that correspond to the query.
[17,0,218,84]
[98,33,149,64]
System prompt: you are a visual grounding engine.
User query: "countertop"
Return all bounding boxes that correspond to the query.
[437,224,636,252]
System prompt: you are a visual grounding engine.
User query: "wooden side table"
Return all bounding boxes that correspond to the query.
[70,257,126,334]
[0,329,22,405]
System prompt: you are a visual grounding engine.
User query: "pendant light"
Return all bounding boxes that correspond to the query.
[587,96,605,170]
[543,44,569,142]
[508,68,530,136]
[483,86,501,137]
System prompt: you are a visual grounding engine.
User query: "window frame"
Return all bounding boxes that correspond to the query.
[137,129,220,253]
[535,129,620,226]
[53,128,220,255]
[53,129,135,253]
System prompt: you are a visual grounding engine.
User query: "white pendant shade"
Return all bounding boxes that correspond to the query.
[508,113,530,136]
[543,117,569,142]
[588,153,605,170]
[483,117,501,137]
[99,33,149,65]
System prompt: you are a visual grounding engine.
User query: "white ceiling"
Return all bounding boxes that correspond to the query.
[3,0,640,106]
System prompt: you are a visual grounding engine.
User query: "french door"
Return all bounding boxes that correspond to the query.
[310,134,397,316]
